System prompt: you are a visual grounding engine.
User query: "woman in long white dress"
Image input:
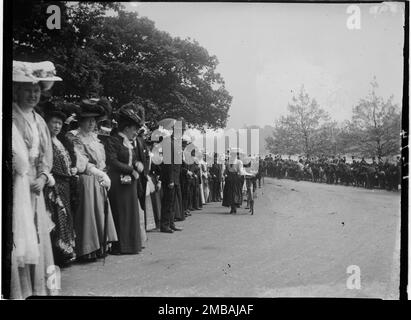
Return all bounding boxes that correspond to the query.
[11,60,62,298]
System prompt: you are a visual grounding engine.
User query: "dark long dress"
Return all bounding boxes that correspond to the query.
[222,166,243,208]
[105,133,142,254]
[44,138,76,265]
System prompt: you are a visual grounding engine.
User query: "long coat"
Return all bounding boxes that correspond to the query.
[134,136,150,208]
[105,133,142,254]
[159,138,183,228]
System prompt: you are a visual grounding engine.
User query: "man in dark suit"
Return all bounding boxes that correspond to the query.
[210,154,222,201]
[192,158,202,209]
[181,161,193,216]
[181,139,193,217]
[133,132,150,210]
[160,134,183,233]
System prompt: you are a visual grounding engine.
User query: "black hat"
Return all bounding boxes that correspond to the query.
[116,102,143,126]
[79,98,105,118]
[96,97,112,118]
[43,101,67,122]
[60,102,81,117]
[43,100,82,122]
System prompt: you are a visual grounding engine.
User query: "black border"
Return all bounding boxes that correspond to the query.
[2,0,13,300]
[2,0,409,305]
[400,0,409,301]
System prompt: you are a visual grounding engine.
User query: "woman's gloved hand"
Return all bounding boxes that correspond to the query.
[97,171,111,190]
[132,170,140,180]
[156,181,162,191]
[89,166,111,190]
[135,161,144,173]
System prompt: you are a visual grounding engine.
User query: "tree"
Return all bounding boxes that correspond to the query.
[12,1,232,129]
[348,79,401,157]
[13,1,122,97]
[266,86,331,157]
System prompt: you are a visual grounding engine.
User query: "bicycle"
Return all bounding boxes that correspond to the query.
[244,174,256,215]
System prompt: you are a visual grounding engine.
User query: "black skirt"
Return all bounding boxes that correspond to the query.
[222,171,243,207]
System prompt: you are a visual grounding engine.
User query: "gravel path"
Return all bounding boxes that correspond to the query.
[60,177,401,298]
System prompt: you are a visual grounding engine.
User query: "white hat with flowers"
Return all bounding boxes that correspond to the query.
[13,60,62,90]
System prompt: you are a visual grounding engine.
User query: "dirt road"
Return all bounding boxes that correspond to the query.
[60,177,401,298]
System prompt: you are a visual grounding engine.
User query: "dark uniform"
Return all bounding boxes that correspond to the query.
[133,136,150,212]
[159,137,183,232]
[181,160,192,215]
[210,161,222,201]
[192,161,202,209]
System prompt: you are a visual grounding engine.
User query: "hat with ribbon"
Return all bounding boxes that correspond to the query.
[13,60,62,90]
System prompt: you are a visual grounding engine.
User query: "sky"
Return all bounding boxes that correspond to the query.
[123,2,405,129]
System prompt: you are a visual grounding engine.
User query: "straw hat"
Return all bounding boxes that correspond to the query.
[13,60,62,90]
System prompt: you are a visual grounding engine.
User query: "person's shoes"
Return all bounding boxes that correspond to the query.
[171,226,182,231]
[77,256,97,263]
[160,228,174,233]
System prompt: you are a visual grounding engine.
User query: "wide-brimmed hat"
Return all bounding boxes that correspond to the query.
[93,97,112,120]
[42,101,68,122]
[13,61,62,90]
[116,102,143,126]
[78,99,106,118]
[60,102,81,117]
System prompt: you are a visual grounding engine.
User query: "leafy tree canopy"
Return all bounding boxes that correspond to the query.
[13,1,232,129]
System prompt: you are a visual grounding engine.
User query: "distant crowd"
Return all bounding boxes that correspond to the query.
[260,154,401,191]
